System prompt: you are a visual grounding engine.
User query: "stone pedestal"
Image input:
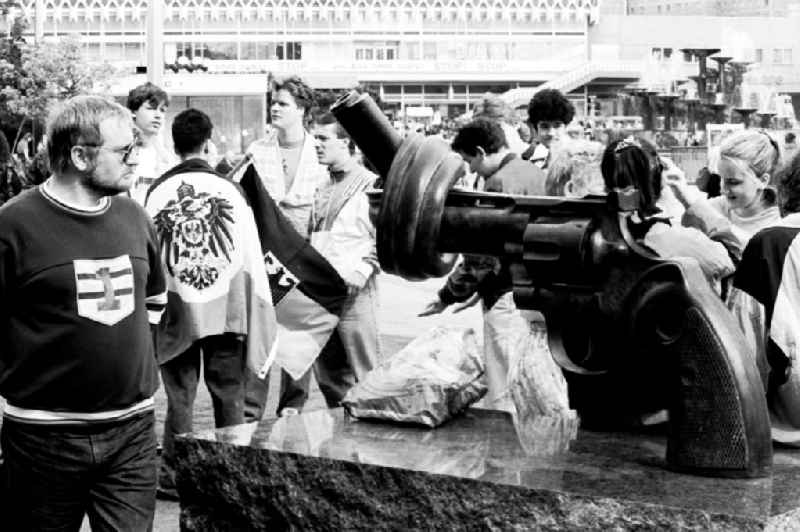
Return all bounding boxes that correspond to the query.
[175,408,800,531]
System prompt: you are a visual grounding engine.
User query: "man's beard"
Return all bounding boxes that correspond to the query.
[84,168,130,197]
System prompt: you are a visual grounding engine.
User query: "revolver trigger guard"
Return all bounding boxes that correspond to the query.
[547,318,607,376]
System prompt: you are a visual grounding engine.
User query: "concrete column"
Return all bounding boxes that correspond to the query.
[146,0,165,86]
[34,0,44,43]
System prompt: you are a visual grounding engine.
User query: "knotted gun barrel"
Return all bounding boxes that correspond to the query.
[330,91,772,478]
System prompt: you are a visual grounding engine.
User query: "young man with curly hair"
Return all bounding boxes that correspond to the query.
[524,88,576,169]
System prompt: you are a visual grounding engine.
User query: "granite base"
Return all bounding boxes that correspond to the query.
[174,408,800,531]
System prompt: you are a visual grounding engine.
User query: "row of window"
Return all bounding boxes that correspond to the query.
[171,41,302,61]
[83,39,562,63]
[629,0,772,15]
[651,46,794,65]
[85,40,793,67]
[754,48,793,65]
[382,83,516,95]
[354,40,566,62]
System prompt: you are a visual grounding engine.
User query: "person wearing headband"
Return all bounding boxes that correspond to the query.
[571,138,734,429]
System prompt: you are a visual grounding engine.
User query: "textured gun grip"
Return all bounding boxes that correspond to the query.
[630,261,772,478]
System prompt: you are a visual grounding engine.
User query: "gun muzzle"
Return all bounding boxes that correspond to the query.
[332,91,465,280]
[330,91,402,179]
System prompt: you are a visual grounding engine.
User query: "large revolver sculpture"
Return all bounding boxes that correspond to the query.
[331,92,772,479]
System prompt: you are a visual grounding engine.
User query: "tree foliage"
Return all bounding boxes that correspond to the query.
[1,36,117,125]
[0,9,26,142]
[0,17,118,152]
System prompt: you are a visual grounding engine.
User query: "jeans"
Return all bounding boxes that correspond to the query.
[243,368,311,422]
[314,276,382,407]
[480,291,530,412]
[1,411,157,532]
[160,333,245,485]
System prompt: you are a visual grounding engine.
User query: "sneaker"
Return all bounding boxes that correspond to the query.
[157,466,179,501]
[156,473,180,501]
[156,485,179,501]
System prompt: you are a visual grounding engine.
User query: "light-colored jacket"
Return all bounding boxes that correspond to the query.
[245,133,329,238]
[309,162,379,286]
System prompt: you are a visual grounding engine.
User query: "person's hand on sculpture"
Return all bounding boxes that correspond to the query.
[418,298,447,317]
[662,156,700,207]
[452,293,480,313]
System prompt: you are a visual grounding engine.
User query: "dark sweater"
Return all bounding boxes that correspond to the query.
[0,187,166,413]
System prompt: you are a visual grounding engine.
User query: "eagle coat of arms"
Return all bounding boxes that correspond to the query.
[153,181,236,290]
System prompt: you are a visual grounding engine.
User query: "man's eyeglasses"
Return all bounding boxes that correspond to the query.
[81,140,140,164]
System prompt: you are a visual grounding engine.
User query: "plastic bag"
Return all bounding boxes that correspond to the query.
[507,316,579,455]
[341,326,487,427]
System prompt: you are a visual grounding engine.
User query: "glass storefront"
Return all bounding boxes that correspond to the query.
[162,95,266,156]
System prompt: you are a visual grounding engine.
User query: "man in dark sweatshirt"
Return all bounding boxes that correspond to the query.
[0,95,167,529]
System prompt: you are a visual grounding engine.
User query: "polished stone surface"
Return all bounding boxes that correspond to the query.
[176,407,800,530]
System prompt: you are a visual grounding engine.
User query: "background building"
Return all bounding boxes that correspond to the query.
[626,0,792,16]
[4,0,799,151]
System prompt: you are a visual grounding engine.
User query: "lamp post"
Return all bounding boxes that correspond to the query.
[710,56,732,97]
[729,60,752,114]
[656,93,679,131]
[34,0,44,43]
[684,97,700,136]
[708,102,728,124]
[643,89,658,131]
[680,48,720,101]
[756,111,776,129]
[734,107,758,128]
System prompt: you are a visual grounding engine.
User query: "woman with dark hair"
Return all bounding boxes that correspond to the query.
[601,139,734,285]
[601,138,661,215]
[570,139,735,429]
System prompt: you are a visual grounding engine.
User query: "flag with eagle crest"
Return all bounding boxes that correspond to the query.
[145,158,278,378]
[236,158,349,380]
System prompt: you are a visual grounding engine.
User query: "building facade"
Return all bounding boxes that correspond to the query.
[4,0,799,151]
[626,0,792,16]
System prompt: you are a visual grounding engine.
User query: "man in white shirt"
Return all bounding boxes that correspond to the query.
[243,76,329,418]
[126,82,175,205]
[307,112,382,405]
[245,76,329,237]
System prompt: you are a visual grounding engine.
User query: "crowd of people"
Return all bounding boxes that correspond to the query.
[0,74,799,528]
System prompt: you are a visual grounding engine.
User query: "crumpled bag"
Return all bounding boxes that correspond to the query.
[507,316,578,455]
[341,326,487,427]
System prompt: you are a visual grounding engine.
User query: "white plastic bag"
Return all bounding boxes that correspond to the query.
[341,326,487,427]
[507,316,579,455]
